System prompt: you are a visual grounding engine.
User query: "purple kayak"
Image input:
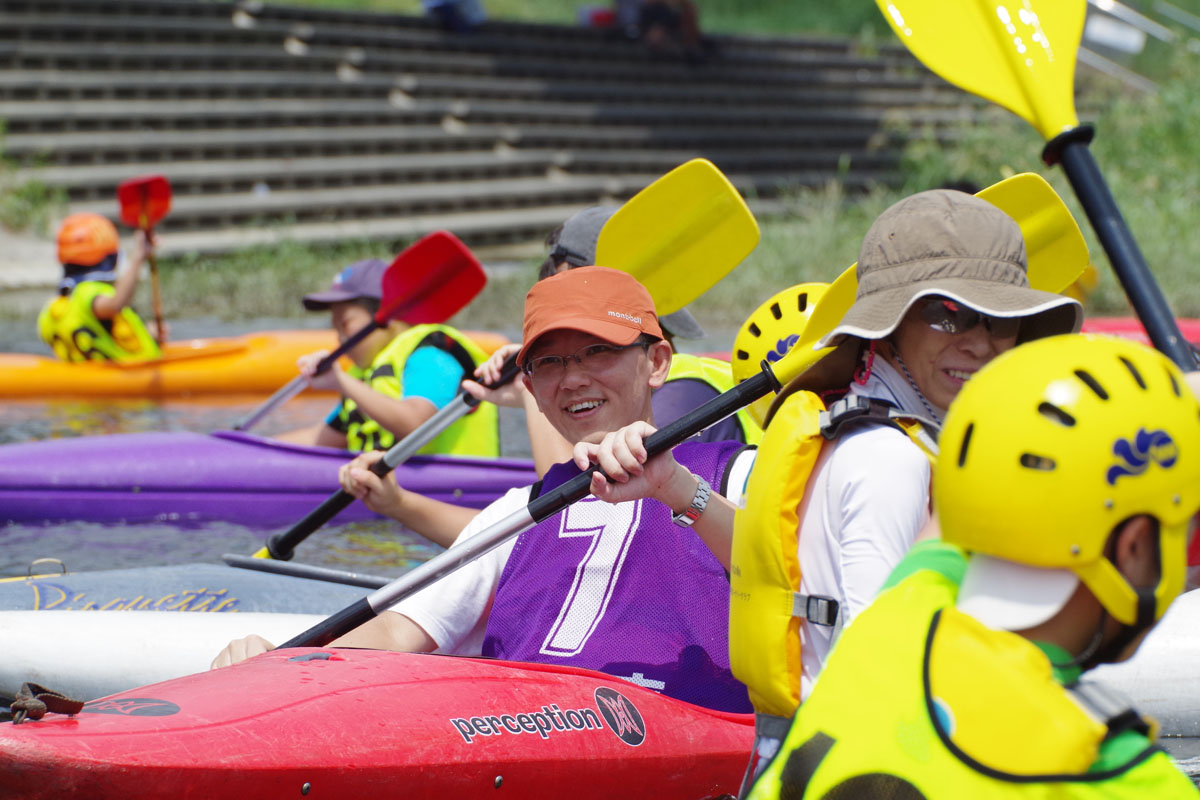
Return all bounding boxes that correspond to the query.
[0,430,536,529]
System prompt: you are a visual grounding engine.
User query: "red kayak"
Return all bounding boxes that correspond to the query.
[0,649,753,798]
[1080,316,1200,346]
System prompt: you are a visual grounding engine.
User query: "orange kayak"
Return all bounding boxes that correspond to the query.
[0,329,510,398]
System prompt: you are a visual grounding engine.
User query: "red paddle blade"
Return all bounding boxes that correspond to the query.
[378,231,486,325]
[117,174,172,229]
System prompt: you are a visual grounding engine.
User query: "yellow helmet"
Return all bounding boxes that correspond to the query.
[732,283,828,429]
[937,334,1200,626]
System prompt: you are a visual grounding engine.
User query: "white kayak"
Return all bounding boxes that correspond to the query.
[1092,587,1200,772]
[0,610,324,702]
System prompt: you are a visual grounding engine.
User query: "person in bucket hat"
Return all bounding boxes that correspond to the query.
[770,189,1082,699]
[38,212,163,362]
[748,334,1200,798]
[274,258,499,458]
[215,267,757,715]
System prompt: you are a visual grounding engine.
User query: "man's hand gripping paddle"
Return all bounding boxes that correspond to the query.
[116,174,172,347]
[233,231,486,434]
[246,158,760,563]
[875,0,1196,368]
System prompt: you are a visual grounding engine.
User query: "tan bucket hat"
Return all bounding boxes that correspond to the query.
[821,189,1081,348]
[764,189,1082,419]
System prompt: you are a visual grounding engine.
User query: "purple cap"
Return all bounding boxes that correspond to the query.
[302,259,388,310]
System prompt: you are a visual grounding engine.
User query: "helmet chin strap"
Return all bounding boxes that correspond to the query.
[1086,588,1158,670]
[1054,587,1158,671]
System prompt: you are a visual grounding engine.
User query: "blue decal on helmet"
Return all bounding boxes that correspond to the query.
[1106,428,1179,486]
[766,333,800,364]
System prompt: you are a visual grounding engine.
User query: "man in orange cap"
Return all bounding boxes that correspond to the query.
[215,267,754,714]
[38,212,162,361]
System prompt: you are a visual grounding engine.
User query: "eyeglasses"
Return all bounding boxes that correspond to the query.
[916,297,1021,339]
[522,340,651,381]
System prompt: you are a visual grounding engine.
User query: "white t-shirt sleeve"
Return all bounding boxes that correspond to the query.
[384,485,531,655]
[828,427,931,622]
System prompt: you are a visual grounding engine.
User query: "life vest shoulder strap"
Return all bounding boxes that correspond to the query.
[414,329,478,377]
[1067,680,1158,741]
[819,394,940,459]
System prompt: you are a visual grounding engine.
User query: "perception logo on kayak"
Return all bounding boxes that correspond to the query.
[449,688,645,747]
[82,698,181,717]
[594,687,645,746]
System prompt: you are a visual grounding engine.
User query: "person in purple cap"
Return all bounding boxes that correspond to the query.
[275,258,499,457]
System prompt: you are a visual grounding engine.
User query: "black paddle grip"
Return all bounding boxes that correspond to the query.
[278,597,377,649]
[464,351,522,409]
[266,489,356,561]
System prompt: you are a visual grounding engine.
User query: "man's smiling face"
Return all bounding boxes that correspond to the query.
[521,329,669,445]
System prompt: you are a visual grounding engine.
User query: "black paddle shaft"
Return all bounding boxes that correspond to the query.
[279,368,777,649]
[1045,127,1198,369]
[265,355,522,561]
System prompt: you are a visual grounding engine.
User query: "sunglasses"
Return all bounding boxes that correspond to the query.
[916,297,1021,339]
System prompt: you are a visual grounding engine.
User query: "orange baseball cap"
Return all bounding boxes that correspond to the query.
[57,213,120,266]
[517,266,663,365]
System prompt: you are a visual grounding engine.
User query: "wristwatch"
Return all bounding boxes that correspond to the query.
[672,473,711,528]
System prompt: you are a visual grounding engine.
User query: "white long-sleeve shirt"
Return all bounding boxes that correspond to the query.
[797,359,935,698]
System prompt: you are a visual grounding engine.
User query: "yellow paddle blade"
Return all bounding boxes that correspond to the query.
[877,0,1085,140]
[979,172,1089,293]
[595,158,760,315]
[767,172,1089,388]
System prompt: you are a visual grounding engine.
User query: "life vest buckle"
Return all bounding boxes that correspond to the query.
[819,395,895,440]
[793,593,839,627]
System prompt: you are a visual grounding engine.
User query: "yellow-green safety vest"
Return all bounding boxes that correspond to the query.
[335,324,499,457]
[667,353,762,445]
[729,390,938,719]
[37,281,161,362]
[748,561,1193,799]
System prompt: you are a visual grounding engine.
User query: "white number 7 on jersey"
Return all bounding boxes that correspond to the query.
[539,497,641,657]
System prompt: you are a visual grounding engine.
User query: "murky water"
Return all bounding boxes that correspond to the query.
[0,317,532,580]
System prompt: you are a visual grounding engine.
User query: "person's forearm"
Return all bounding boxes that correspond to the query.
[659,467,734,569]
[336,374,438,439]
[329,611,437,652]
[93,259,141,319]
[389,490,480,549]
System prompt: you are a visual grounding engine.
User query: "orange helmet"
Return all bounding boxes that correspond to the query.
[57,213,119,266]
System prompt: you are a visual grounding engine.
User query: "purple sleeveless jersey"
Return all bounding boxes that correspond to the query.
[483,440,752,713]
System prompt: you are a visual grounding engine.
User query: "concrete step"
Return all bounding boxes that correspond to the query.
[0,93,965,136]
[0,67,961,111]
[0,38,933,92]
[20,146,900,202]
[3,119,918,169]
[0,9,921,75]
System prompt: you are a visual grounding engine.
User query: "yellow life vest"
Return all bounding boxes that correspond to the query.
[748,565,1188,799]
[729,390,937,719]
[37,281,161,362]
[335,324,499,457]
[667,353,763,445]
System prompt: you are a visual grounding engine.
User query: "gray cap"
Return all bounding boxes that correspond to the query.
[550,206,617,267]
[551,206,707,340]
